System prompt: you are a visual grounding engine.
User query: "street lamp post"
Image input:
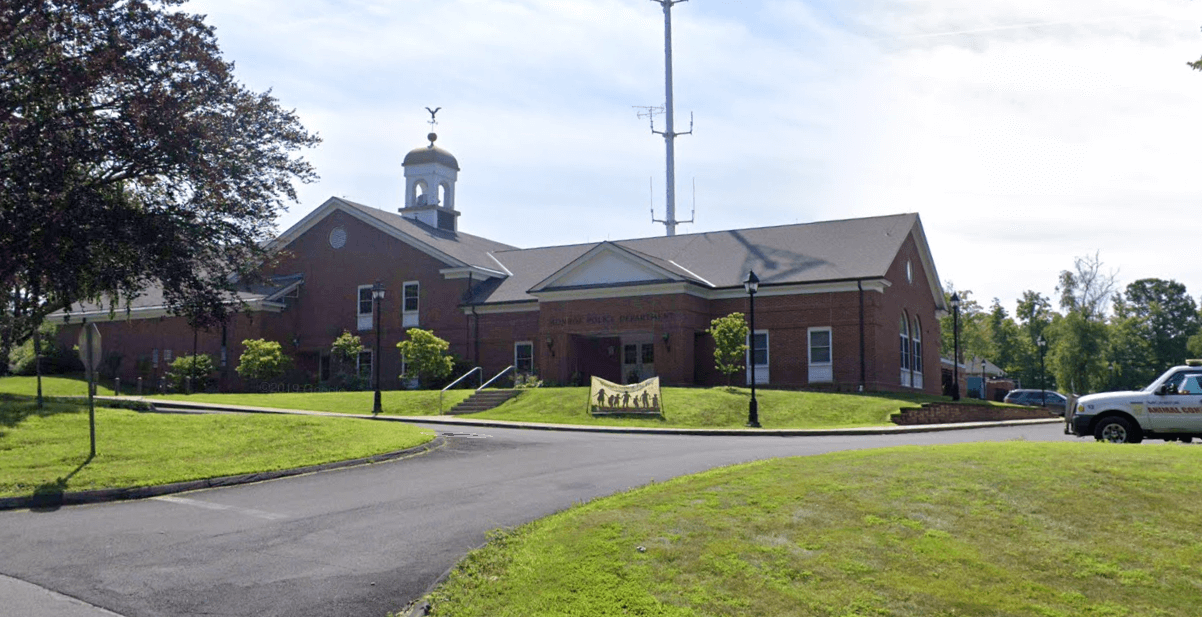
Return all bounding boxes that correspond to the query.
[950,292,961,401]
[372,281,385,415]
[1037,334,1047,407]
[744,270,760,428]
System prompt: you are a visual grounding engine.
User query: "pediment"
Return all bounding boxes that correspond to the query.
[529,243,681,292]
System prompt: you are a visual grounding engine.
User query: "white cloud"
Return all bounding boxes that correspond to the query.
[186,0,1202,312]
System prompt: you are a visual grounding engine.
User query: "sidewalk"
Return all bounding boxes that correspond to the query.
[0,575,124,617]
[134,396,1064,436]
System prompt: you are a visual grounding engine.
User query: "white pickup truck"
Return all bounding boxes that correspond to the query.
[1066,360,1202,443]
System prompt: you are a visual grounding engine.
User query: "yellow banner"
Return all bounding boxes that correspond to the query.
[589,375,661,414]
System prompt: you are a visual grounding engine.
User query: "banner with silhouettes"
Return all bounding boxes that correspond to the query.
[589,375,662,415]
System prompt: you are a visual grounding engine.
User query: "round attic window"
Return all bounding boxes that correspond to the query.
[329,226,347,249]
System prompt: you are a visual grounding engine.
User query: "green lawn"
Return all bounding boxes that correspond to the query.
[470,387,1002,429]
[422,442,1202,617]
[0,394,435,499]
[0,376,1020,430]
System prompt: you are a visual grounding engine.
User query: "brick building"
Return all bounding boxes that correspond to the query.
[53,134,948,393]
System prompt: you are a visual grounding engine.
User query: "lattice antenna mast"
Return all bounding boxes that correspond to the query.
[637,0,694,237]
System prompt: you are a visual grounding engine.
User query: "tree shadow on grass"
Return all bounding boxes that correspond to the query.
[30,453,94,512]
[0,394,86,429]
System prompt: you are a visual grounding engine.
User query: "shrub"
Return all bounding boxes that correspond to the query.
[236,339,291,386]
[397,328,454,389]
[166,354,216,392]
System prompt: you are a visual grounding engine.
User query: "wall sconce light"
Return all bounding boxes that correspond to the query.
[662,332,670,349]
[545,337,555,357]
[607,346,615,356]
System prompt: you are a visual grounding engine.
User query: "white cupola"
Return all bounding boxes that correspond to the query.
[399,132,460,231]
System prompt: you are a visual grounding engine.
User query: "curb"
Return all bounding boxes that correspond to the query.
[0,435,445,512]
[107,395,1067,436]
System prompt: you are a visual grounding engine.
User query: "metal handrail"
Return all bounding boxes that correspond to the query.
[440,366,481,414]
[478,365,515,391]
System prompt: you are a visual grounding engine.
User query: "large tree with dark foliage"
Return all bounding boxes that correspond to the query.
[0,0,319,371]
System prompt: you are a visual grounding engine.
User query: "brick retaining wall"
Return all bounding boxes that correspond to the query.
[892,403,1057,425]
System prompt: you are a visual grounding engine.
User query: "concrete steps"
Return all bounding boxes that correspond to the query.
[448,389,522,415]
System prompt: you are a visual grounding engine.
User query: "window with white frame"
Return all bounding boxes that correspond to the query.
[745,330,769,385]
[808,327,833,383]
[912,315,924,389]
[900,313,912,387]
[515,341,534,374]
[357,285,374,331]
[152,349,159,368]
[402,281,420,328]
[164,349,172,364]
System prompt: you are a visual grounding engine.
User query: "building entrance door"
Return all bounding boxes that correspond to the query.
[621,334,655,384]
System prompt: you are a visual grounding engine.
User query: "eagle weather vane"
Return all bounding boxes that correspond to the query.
[425,106,441,131]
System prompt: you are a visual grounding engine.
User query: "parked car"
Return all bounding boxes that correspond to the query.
[1066,361,1202,443]
[1003,389,1068,414]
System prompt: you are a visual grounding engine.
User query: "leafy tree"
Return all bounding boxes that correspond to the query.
[1056,252,1117,322]
[707,313,748,387]
[0,0,320,366]
[939,284,988,365]
[1112,278,1199,371]
[166,354,215,393]
[985,299,1022,374]
[1048,312,1107,395]
[1106,315,1157,390]
[235,339,290,386]
[329,330,364,387]
[396,328,453,389]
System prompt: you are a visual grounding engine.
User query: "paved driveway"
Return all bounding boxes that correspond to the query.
[0,423,1075,616]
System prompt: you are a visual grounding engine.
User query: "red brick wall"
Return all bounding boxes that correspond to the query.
[893,403,1057,425]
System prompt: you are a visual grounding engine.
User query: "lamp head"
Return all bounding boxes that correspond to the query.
[950,292,960,309]
[743,270,760,294]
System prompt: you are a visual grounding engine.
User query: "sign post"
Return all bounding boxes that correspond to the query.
[77,322,101,458]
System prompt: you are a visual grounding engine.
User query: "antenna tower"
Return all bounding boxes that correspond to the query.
[638,0,694,237]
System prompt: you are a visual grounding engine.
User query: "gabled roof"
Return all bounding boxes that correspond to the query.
[527,242,708,293]
[475,213,944,308]
[48,274,305,323]
[270,197,515,276]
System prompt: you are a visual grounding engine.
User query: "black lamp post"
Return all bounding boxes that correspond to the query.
[744,270,761,428]
[1037,334,1047,407]
[950,292,961,401]
[372,281,385,415]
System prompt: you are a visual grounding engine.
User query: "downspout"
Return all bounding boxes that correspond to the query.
[858,280,866,392]
[465,272,473,364]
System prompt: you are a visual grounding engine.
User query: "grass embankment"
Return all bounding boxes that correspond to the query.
[424,442,1202,617]
[0,394,434,499]
[471,387,997,429]
[2,376,1018,429]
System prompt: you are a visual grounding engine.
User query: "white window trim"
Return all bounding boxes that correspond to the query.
[745,330,769,385]
[515,341,534,374]
[402,280,420,328]
[900,313,911,387]
[912,316,924,389]
[357,284,374,331]
[808,326,833,384]
[357,349,374,383]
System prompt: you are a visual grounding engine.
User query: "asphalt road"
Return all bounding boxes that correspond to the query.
[0,422,1076,617]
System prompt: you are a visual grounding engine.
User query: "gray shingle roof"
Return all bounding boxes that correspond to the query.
[335,199,517,272]
[475,213,924,304]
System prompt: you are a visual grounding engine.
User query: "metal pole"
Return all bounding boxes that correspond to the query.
[952,305,961,401]
[86,323,96,458]
[373,288,383,415]
[747,290,760,427]
[661,0,676,237]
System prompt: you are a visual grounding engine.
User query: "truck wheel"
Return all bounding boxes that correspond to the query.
[1094,417,1141,444]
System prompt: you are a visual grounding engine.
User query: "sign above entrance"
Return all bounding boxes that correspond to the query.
[589,375,662,416]
[548,311,676,329]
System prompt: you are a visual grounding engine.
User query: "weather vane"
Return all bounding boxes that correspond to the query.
[425,106,441,132]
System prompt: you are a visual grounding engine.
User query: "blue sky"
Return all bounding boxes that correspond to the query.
[187,0,1202,315]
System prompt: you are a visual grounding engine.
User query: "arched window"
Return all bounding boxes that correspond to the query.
[900,313,911,387]
[412,179,429,206]
[912,315,923,389]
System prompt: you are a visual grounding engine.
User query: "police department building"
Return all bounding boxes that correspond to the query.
[56,135,948,393]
